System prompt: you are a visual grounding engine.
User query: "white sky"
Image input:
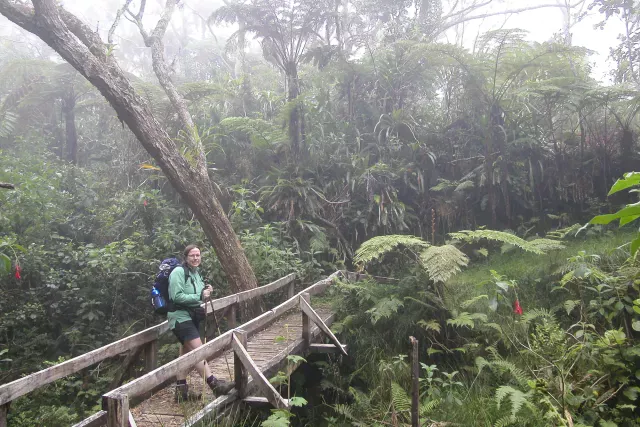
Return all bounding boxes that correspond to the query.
[448,2,623,83]
[0,1,627,83]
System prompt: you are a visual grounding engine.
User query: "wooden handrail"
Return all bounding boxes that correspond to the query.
[103,271,342,403]
[0,273,296,410]
[0,322,169,406]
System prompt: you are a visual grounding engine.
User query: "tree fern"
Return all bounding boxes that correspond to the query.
[449,229,547,254]
[420,244,469,283]
[526,238,566,252]
[354,235,430,266]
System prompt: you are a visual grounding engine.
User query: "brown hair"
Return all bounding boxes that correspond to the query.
[183,244,199,260]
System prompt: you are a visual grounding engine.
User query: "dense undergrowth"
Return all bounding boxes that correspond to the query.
[314,226,640,426]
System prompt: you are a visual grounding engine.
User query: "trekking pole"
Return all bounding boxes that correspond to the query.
[208,295,233,379]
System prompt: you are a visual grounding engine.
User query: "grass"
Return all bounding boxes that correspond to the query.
[443,228,637,310]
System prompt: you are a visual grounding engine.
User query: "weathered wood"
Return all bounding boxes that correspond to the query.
[287,281,295,299]
[106,332,233,400]
[242,396,270,406]
[72,410,106,427]
[109,347,144,390]
[342,271,398,284]
[0,403,8,427]
[301,293,311,347]
[181,392,238,427]
[309,343,348,354]
[128,411,137,427]
[203,273,296,315]
[182,312,337,426]
[410,336,419,427]
[0,322,169,405]
[105,393,129,427]
[232,335,289,409]
[228,303,237,330]
[234,330,248,397]
[0,183,15,190]
[300,296,347,356]
[144,340,157,374]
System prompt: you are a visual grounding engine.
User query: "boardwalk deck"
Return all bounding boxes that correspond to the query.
[131,307,335,426]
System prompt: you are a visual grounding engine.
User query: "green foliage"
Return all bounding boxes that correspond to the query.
[353,235,429,267]
[419,244,469,283]
[449,229,564,254]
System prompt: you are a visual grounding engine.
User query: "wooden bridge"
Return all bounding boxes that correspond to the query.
[0,271,355,427]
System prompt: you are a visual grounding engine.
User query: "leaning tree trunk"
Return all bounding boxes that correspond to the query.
[0,0,259,296]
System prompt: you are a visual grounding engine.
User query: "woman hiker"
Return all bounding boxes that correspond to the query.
[168,244,234,401]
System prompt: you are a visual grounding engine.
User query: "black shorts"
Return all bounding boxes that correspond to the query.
[172,318,201,345]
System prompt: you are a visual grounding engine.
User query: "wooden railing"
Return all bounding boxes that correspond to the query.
[0,273,296,427]
[101,271,344,427]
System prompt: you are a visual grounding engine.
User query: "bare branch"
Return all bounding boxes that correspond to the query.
[441,1,588,33]
[108,0,134,45]
[0,182,15,190]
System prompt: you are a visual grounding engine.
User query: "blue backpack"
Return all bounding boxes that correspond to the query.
[150,258,190,315]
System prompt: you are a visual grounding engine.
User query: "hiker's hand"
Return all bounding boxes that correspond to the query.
[202,289,211,300]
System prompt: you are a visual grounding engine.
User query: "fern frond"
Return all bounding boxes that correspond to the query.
[449,229,544,254]
[420,244,469,283]
[447,312,487,328]
[520,308,555,326]
[461,294,489,309]
[391,382,411,413]
[417,319,441,333]
[495,386,532,419]
[419,397,442,417]
[489,360,531,387]
[494,414,528,427]
[355,235,429,266]
[526,238,566,252]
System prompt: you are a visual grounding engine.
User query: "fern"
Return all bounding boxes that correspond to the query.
[354,235,429,266]
[461,294,489,309]
[449,229,545,254]
[391,382,411,413]
[526,238,566,252]
[447,312,487,328]
[417,319,441,333]
[419,244,469,283]
[495,386,532,419]
[366,297,404,324]
[419,397,442,417]
[489,360,531,387]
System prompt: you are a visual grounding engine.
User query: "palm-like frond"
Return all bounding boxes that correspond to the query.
[419,244,469,283]
[354,234,430,266]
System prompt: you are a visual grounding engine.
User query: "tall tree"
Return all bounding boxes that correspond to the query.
[0,0,259,295]
[211,0,330,161]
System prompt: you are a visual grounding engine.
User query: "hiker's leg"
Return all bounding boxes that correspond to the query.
[183,337,212,379]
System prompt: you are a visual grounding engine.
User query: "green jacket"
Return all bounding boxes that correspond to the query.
[167,265,205,329]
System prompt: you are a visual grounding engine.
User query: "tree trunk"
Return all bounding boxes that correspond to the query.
[0,0,259,295]
[61,93,78,165]
[286,64,303,161]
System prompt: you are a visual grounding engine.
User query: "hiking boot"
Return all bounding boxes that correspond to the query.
[174,383,202,403]
[209,378,235,396]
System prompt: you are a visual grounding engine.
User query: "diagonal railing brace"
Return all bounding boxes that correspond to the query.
[231,331,290,409]
[299,293,348,356]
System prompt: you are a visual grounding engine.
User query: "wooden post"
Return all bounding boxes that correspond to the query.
[233,329,248,397]
[410,336,419,427]
[229,303,237,330]
[301,293,311,347]
[144,340,157,374]
[105,393,129,427]
[287,281,295,299]
[0,402,9,427]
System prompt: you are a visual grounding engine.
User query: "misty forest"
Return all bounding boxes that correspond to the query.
[1,0,640,426]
